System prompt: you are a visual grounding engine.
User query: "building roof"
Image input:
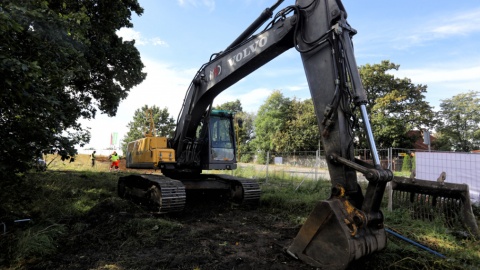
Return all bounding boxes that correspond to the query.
[407,130,436,150]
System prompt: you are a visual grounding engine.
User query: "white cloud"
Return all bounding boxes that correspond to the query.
[391,65,480,84]
[285,82,308,92]
[81,58,195,149]
[151,37,168,46]
[400,8,480,48]
[116,28,168,47]
[116,28,144,44]
[431,9,480,37]
[389,64,480,110]
[119,58,193,117]
[177,0,215,11]
[215,88,273,113]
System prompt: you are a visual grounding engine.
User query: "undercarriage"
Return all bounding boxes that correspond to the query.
[118,173,261,213]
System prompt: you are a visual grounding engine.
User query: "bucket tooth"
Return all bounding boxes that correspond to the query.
[287,196,386,269]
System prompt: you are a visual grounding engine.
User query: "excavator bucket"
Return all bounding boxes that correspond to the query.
[287,188,387,270]
[391,174,479,236]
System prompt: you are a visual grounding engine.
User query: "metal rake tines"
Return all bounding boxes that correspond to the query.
[392,190,464,228]
[391,176,479,236]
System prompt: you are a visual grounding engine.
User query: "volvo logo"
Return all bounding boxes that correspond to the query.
[227,35,268,67]
[209,64,222,80]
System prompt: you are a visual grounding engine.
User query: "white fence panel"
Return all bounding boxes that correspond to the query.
[416,152,480,203]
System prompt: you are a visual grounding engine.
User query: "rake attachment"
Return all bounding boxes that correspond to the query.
[391,173,479,237]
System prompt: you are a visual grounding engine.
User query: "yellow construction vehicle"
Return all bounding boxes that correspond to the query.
[124,109,175,169]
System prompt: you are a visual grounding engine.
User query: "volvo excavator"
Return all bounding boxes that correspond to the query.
[119,0,395,268]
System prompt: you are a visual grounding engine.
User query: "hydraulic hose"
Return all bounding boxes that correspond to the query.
[385,228,446,259]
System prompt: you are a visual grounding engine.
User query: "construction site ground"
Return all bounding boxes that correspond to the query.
[9,155,475,270]
[28,195,321,270]
[21,157,328,270]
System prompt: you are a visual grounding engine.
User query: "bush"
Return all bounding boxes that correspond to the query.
[401,154,416,172]
[239,153,253,163]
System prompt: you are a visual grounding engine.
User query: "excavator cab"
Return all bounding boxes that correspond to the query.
[201,109,237,170]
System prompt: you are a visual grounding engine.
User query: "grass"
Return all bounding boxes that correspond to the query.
[382,208,480,269]
[13,224,66,262]
[44,153,114,172]
[0,154,479,269]
[258,178,331,220]
[1,174,106,266]
[0,154,126,268]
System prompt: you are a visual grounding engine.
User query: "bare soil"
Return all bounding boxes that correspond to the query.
[27,195,317,270]
[24,159,323,270]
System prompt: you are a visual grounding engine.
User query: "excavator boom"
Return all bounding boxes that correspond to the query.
[120,1,397,269]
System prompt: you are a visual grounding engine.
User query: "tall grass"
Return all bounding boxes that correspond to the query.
[13,224,66,262]
[0,158,125,268]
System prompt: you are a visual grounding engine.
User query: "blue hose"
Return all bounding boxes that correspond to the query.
[385,228,446,259]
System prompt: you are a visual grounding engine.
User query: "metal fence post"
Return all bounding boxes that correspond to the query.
[387,147,393,211]
[388,147,392,170]
[266,151,270,182]
[386,147,393,212]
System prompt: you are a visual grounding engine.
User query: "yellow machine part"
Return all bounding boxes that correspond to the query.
[126,137,175,169]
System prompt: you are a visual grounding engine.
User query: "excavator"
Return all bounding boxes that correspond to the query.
[118,0,394,268]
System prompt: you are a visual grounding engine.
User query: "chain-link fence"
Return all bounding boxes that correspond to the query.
[236,148,480,203]
[237,150,329,182]
[238,148,419,181]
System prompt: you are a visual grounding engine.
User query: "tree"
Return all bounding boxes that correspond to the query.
[121,105,175,154]
[214,99,242,113]
[251,90,292,154]
[358,61,437,149]
[250,91,322,156]
[275,98,320,152]
[0,0,146,174]
[430,131,452,151]
[235,111,256,162]
[436,91,480,152]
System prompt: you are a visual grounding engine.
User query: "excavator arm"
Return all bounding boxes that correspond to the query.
[165,2,393,266]
[172,0,391,203]
[157,0,393,268]
[171,1,295,166]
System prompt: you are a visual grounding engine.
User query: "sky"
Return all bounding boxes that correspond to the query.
[80,0,480,150]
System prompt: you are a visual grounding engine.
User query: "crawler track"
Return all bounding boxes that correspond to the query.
[118,173,261,213]
[212,174,262,204]
[118,174,186,213]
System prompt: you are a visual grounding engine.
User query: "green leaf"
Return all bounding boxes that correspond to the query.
[0,0,145,174]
